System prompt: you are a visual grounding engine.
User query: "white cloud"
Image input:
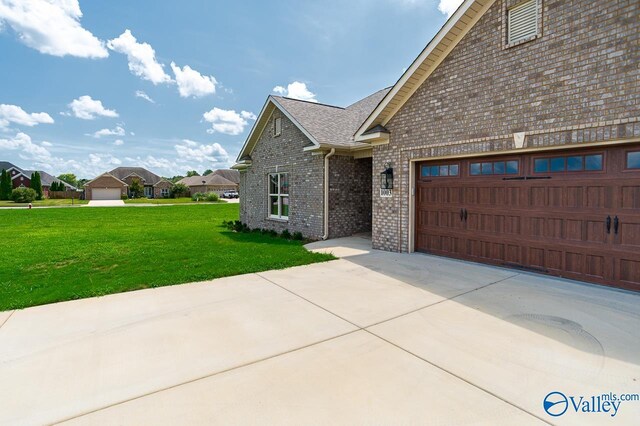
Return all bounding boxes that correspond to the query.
[272,81,317,102]
[124,155,193,177]
[202,107,256,135]
[65,95,118,120]
[134,90,155,103]
[41,141,52,147]
[0,132,52,163]
[89,153,121,167]
[438,0,464,17]
[91,125,125,138]
[170,62,217,98]
[175,139,229,164]
[0,104,54,128]
[113,139,124,146]
[0,0,108,58]
[107,30,172,85]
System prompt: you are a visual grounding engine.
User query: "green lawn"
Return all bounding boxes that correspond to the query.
[0,204,334,311]
[0,199,88,207]
[124,197,223,204]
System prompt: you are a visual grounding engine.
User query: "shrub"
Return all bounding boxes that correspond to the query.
[191,192,206,201]
[11,187,37,203]
[292,232,304,241]
[268,229,278,237]
[205,192,219,202]
[120,194,128,200]
[170,183,189,198]
[281,229,291,239]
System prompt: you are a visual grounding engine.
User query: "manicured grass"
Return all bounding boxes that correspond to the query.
[0,199,88,207]
[123,197,223,204]
[0,204,334,311]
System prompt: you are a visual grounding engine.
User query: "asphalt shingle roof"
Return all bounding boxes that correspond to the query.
[109,167,164,185]
[177,174,237,187]
[211,169,240,184]
[272,87,390,149]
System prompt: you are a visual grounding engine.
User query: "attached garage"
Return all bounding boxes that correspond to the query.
[91,188,122,201]
[84,173,128,201]
[415,145,640,291]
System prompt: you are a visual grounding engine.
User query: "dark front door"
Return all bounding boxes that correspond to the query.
[415,144,640,291]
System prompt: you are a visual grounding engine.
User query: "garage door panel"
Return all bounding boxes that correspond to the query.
[92,188,121,200]
[415,145,640,291]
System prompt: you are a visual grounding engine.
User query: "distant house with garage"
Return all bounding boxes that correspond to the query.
[85,167,172,200]
[235,0,639,291]
[177,172,238,195]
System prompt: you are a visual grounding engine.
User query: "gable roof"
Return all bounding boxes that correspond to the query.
[109,167,163,185]
[177,174,237,187]
[355,0,495,140]
[84,172,129,187]
[235,88,390,163]
[0,161,19,173]
[211,169,240,184]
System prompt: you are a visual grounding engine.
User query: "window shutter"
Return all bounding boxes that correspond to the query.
[508,0,538,44]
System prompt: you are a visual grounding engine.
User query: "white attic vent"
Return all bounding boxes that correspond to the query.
[508,0,538,45]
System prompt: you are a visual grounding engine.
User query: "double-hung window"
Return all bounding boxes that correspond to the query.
[269,173,289,219]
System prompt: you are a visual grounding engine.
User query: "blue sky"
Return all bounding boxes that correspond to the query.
[0,0,460,178]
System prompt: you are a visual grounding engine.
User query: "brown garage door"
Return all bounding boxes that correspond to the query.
[415,144,640,291]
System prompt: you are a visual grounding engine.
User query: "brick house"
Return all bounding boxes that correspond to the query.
[0,161,77,197]
[236,0,639,291]
[234,89,388,239]
[85,167,172,200]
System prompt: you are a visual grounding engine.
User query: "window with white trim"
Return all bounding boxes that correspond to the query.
[268,173,289,219]
[508,0,539,45]
[273,117,282,137]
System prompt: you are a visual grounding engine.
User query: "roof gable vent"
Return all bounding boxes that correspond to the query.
[508,0,538,45]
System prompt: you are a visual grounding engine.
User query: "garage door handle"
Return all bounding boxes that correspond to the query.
[614,216,619,235]
[606,216,611,234]
[463,209,468,221]
[460,208,464,221]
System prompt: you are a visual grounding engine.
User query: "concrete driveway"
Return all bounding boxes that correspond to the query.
[0,237,638,425]
[86,200,125,207]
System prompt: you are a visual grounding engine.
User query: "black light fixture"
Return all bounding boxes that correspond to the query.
[380,162,394,189]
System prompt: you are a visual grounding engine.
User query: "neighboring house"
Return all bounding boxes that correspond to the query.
[210,169,240,185]
[84,167,172,200]
[109,167,172,199]
[236,0,639,292]
[234,88,389,240]
[84,173,128,200]
[177,173,238,195]
[0,161,77,197]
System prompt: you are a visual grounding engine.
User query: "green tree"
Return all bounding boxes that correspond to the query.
[76,178,89,188]
[203,169,213,176]
[129,178,144,198]
[57,173,77,188]
[0,169,11,200]
[170,183,189,198]
[30,171,43,200]
[186,170,200,177]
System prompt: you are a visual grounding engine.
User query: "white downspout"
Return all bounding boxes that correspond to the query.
[322,148,336,240]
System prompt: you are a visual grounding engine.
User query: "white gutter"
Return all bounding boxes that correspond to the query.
[322,148,336,240]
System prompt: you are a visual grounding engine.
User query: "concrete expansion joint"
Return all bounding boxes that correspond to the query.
[0,310,15,331]
[255,272,551,423]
